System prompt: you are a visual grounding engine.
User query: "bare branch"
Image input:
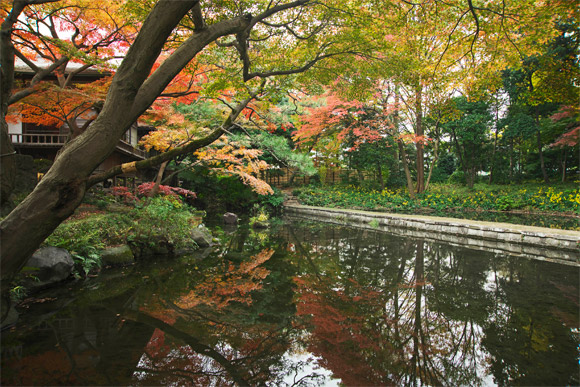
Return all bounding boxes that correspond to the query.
[466,0,480,62]
[243,49,356,81]
[8,55,69,105]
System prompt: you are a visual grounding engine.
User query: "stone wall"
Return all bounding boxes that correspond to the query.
[284,204,580,266]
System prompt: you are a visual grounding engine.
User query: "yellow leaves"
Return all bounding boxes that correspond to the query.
[192,138,273,195]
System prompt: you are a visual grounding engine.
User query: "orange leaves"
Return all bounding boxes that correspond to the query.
[293,93,363,146]
[12,0,137,67]
[194,138,273,195]
[9,76,111,132]
[176,249,274,311]
[397,133,431,145]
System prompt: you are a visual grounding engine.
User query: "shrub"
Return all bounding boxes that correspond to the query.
[44,197,204,275]
[448,170,465,185]
[257,187,285,210]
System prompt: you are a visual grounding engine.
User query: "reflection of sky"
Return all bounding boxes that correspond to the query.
[279,351,341,387]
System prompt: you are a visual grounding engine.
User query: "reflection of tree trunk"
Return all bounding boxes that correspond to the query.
[411,241,425,386]
[123,310,250,386]
[287,225,322,281]
[344,229,362,293]
[393,252,408,344]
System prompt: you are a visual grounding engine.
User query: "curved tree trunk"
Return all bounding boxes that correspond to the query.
[0,0,252,283]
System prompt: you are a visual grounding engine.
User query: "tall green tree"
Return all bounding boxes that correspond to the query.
[444,96,492,188]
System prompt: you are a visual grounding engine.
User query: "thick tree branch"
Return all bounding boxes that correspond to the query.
[190,2,206,31]
[243,49,355,81]
[131,15,251,120]
[466,0,480,62]
[87,88,261,186]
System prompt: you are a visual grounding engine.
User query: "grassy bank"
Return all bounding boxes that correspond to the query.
[293,183,580,229]
[43,190,204,276]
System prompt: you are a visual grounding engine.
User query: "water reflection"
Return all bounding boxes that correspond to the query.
[2,220,579,386]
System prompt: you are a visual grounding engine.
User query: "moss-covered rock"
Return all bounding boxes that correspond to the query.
[190,227,213,247]
[100,245,134,266]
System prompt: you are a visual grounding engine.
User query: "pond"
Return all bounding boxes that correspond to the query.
[2,219,579,386]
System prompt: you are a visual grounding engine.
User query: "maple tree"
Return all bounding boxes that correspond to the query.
[0,0,135,203]
[0,0,365,289]
[326,0,574,194]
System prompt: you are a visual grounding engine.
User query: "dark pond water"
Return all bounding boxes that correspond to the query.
[2,219,579,386]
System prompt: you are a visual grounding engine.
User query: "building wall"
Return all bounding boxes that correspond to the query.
[8,121,22,136]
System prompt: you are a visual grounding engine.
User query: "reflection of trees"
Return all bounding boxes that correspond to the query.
[294,237,487,386]
[482,258,580,386]
[3,221,578,386]
[287,221,579,386]
[129,244,307,386]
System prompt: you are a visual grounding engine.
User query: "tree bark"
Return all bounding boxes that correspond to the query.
[0,1,28,206]
[424,137,439,192]
[529,77,548,183]
[394,90,415,199]
[398,141,416,199]
[0,0,252,283]
[561,148,567,183]
[0,120,16,206]
[536,126,549,183]
[149,160,169,197]
[509,138,514,181]
[489,100,500,184]
[414,85,425,193]
[377,161,384,190]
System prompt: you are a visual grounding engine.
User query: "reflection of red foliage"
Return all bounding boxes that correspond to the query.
[295,276,390,386]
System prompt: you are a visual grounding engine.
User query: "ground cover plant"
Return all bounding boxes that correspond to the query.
[294,182,580,220]
[44,185,203,276]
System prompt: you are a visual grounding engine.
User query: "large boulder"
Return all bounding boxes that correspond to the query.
[24,247,74,289]
[190,227,213,248]
[100,245,134,266]
[223,212,238,225]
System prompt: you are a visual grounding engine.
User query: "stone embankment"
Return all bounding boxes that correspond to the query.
[284,203,580,266]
